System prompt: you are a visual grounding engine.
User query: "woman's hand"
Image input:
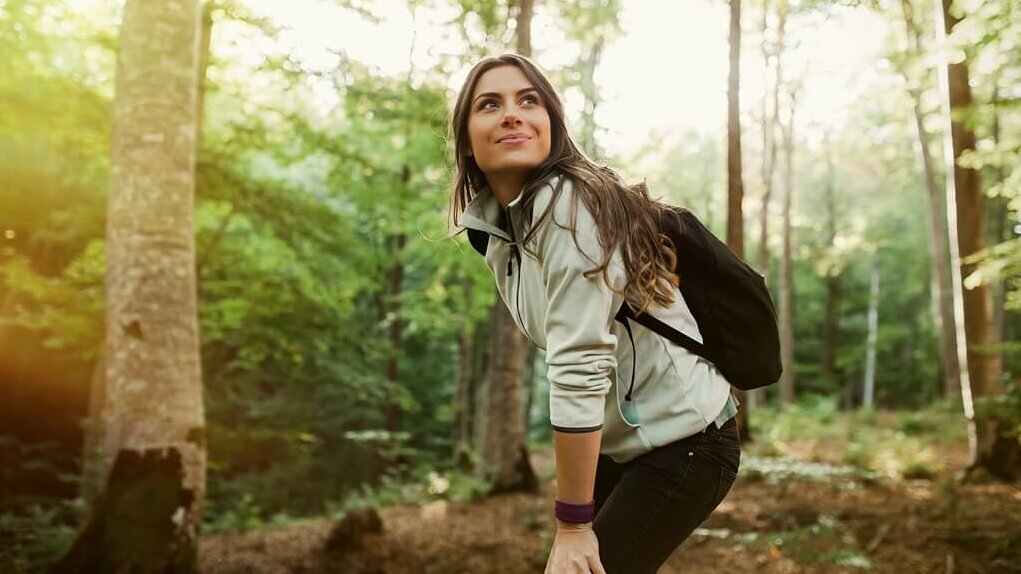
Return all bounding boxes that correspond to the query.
[545,521,607,574]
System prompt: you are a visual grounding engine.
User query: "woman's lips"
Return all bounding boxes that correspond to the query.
[498,136,530,144]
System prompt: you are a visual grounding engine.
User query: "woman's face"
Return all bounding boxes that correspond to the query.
[466,65,552,188]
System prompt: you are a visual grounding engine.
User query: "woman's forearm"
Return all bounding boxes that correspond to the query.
[552,429,602,505]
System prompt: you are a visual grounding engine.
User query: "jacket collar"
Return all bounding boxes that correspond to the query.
[460,173,563,242]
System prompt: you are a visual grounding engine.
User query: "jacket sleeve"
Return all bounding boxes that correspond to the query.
[534,181,626,432]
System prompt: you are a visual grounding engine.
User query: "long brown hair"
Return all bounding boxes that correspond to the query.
[448,53,678,314]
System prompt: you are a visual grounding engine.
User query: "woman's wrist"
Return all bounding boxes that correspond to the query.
[556,518,594,532]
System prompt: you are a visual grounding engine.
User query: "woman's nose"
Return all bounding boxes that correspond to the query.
[501,107,523,126]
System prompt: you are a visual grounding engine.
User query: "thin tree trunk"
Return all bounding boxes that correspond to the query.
[453,318,475,468]
[58,0,206,570]
[778,92,796,406]
[935,0,1017,481]
[79,353,106,512]
[579,36,605,158]
[515,0,533,57]
[989,74,1008,369]
[727,0,751,440]
[755,1,785,279]
[862,261,880,409]
[385,227,406,431]
[820,137,841,392]
[898,0,960,401]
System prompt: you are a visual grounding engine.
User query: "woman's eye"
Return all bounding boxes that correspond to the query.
[523,94,539,105]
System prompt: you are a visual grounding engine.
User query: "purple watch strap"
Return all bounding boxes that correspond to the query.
[554,499,595,523]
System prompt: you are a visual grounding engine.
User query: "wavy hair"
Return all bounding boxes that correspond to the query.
[448,53,678,315]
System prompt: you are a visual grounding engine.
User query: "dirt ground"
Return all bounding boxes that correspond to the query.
[200,443,1021,574]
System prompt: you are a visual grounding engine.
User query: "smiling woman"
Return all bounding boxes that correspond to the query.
[465,66,552,207]
[447,53,742,574]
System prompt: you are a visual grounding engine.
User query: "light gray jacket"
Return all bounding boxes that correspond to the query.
[461,174,732,463]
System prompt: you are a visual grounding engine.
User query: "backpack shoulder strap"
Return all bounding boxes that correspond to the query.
[614,303,712,364]
[466,228,489,257]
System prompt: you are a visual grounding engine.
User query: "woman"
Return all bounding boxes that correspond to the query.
[448,53,741,574]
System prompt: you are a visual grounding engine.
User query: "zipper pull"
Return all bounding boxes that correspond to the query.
[507,245,517,276]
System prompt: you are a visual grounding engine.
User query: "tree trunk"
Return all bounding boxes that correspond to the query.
[481,303,538,493]
[778,94,796,407]
[453,318,475,469]
[898,0,961,401]
[57,0,206,570]
[935,0,1018,481]
[726,0,751,440]
[515,0,533,57]
[385,226,406,432]
[988,75,1008,371]
[79,353,107,512]
[862,261,880,409]
[579,36,606,158]
[821,139,841,395]
[755,1,785,280]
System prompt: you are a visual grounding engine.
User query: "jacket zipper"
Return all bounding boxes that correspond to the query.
[505,213,531,343]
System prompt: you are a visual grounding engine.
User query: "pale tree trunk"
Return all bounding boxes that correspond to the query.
[935,0,1018,481]
[475,0,539,493]
[755,0,785,280]
[898,0,960,400]
[862,261,880,409]
[58,0,206,570]
[749,0,785,410]
[778,93,796,406]
[579,36,606,158]
[726,0,751,440]
[820,137,842,402]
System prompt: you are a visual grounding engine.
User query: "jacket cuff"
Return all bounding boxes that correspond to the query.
[551,424,603,433]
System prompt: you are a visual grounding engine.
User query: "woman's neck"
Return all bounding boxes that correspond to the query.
[488,174,525,208]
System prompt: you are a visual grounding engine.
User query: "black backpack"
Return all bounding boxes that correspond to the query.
[465,206,782,390]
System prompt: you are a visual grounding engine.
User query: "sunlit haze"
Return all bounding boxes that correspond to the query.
[243,0,889,157]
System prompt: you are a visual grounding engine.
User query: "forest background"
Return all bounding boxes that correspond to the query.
[0,0,1019,572]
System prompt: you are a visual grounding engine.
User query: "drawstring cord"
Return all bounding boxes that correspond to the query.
[622,317,637,401]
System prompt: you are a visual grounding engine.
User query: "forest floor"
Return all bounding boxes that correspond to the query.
[200,411,1021,574]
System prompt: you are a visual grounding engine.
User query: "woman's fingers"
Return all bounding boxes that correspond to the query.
[588,554,608,574]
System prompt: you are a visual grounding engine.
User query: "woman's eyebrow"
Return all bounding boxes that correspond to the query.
[473,87,539,104]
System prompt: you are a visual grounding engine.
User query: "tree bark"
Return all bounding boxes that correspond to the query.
[898,0,961,401]
[726,0,751,440]
[755,0,785,280]
[820,138,841,397]
[58,0,206,570]
[481,303,538,493]
[453,318,475,468]
[778,93,796,406]
[935,0,1017,481]
[515,0,533,57]
[385,226,406,432]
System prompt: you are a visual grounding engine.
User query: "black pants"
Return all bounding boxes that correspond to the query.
[592,417,741,574]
